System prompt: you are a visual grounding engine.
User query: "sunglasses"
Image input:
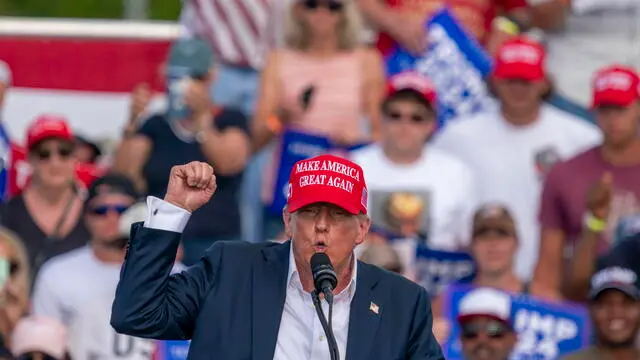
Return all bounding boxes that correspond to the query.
[34,145,74,161]
[386,110,428,123]
[16,354,58,360]
[303,0,344,12]
[89,204,130,216]
[461,321,510,340]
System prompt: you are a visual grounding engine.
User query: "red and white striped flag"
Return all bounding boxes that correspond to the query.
[183,0,287,69]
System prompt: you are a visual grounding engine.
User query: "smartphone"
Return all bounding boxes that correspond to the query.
[300,85,315,111]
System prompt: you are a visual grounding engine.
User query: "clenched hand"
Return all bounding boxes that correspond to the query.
[164,161,217,213]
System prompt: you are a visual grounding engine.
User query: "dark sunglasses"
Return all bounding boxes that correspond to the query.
[16,354,58,360]
[303,0,344,12]
[461,320,510,340]
[386,111,428,123]
[34,145,74,161]
[89,204,130,216]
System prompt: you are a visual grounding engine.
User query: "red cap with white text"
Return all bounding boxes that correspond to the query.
[287,154,368,215]
[493,37,546,81]
[591,65,640,109]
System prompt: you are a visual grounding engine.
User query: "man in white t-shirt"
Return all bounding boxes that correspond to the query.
[352,71,477,254]
[432,36,601,280]
[32,175,186,359]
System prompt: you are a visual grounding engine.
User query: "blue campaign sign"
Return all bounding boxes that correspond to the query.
[0,123,10,202]
[385,8,494,127]
[443,284,591,360]
[156,340,190,360]
[266,129,369,216]
[414,244,475,296]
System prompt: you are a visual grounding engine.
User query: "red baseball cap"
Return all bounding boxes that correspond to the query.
[493,37,546,82]
[26,114,74,150]
[386,71,437,106]
[287,154,368,215]
[591,65,640,109]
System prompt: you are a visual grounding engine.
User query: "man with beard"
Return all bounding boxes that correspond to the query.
[562,265,640,360]
[457,287,517,360]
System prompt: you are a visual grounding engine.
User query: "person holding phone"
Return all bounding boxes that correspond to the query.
[113,38,252,265]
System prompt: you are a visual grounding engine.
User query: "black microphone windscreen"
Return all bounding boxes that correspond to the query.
[311,252,331,270]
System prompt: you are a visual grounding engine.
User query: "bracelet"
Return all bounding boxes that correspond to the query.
[493,16,521,35]
[583,213,607,233]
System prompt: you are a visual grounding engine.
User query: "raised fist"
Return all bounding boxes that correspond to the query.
[130,83,153,120]
[164,162,216,213]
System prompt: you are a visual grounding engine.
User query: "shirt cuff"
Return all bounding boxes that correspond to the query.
[143,196,191,233]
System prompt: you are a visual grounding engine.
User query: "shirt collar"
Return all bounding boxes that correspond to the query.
[287,240,358,300]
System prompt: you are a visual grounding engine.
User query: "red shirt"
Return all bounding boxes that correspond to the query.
[376,0,527,56]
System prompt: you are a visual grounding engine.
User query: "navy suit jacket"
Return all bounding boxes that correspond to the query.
[111,224,444,360]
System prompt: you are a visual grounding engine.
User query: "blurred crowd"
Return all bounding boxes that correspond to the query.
[1,0,640,359]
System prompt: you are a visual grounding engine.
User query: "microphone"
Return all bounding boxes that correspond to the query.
[310,253,340,360]
[310,253,338,304]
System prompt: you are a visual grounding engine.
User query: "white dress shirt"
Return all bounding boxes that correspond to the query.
[143,196,357,360]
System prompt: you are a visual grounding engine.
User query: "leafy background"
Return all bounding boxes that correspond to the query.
[0,0,181,20]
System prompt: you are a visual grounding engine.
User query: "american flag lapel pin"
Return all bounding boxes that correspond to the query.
[369,301,379,315]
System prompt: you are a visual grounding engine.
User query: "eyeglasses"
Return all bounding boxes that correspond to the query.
[386,111,428,123]
[34,144,74,161]
[461,320,510,340]
[89,204,130,216]
[303,0,344,12]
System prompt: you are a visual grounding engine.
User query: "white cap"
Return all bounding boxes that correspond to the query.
[0,60,11,86]
[11,316,68,359]
[457,287,512,325]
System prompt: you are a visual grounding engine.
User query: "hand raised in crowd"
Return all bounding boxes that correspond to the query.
[184,80,212,122]
[164,161,217,213]
[586,172,613,220]
[390,15,428,55]
[130,82,153,121]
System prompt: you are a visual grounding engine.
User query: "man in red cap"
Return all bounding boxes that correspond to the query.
[433,36,601,282]
[536,65,640,299]
[111,156,444,359]
[352,71,475,267]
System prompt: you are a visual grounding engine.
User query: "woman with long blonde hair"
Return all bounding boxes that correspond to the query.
[252,0,386,240]
[0,227,31,354]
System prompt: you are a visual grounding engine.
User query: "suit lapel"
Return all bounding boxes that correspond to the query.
[251,241,290,360]
[346,262,382,360]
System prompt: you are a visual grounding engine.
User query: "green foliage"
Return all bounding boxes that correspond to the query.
[0,0,180,20]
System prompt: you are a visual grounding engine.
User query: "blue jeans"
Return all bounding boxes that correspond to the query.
[182,236,241,266]
[210,63,265,244]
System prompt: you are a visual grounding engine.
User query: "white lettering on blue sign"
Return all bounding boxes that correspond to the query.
[415,24,490,121]
[287,141,326,158]
[415,257,474,294]
[513,309,578,359]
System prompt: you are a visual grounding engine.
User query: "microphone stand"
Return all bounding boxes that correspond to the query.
[312,290,340,360]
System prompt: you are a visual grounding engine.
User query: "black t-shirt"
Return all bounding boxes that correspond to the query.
[139,110,249,238]
[0,194,90,274]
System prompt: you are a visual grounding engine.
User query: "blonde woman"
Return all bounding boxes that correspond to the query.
[0,227,31,354]
[252,0,386,240]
